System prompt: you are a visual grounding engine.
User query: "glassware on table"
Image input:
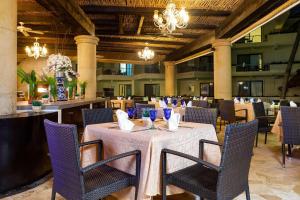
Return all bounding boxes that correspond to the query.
[149,109,157,129]
[127,107,136,119]
[163,108,172,121]
[172,99,177,108]
[164,97,168,106]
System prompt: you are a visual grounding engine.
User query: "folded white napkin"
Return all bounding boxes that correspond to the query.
[159,100,167,108]
[187,101,192,107]
[116,109,134,131]
[193,96,197,100]
[127,96,131,100]
[257,98,262,103]
[151,97,156,102]
[203,97,207,101]
[234,98,240,104]
[250,98,254,103]
[240,98,245,104]
[117,97,122,100]
[168,111,180,131]
[200,96,203,100]
[290,101,298,107]
[167,97,171,104]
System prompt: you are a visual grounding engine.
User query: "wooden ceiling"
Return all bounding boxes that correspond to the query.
[17,0,294,63]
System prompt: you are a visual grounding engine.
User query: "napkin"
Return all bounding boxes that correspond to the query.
[257,98,262,103]
[187,101,192,107]
[203,97,207,101]
[240,98,245,104]
[117,96,122,100]
[193,96,197,100]
[116,109,134,131]
[234,97,240,104]
[127,96,131,100]
[290,101,298,107]
[250,98,255,103]
[159,100,167,108]
[167,97,172,104]
[200,96,203,100]
[168,111,180,131]
[151,97,156,102]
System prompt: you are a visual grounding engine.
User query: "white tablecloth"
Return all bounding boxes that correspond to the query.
[81,120,221,200]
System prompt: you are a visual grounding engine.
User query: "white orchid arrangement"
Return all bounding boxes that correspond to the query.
[46,53,79,81]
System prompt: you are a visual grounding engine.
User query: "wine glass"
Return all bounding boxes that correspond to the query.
[149,109,157,129]
[163,108,172,121]
[172,99,177,108]
[127,108,136,119]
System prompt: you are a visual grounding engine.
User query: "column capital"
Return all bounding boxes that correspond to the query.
[74,35,99,45]
[212,39,231,48]
[164,61,176,66]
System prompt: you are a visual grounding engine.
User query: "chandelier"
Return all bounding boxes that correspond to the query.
[25,37,48,59]
[153,0,189,34]
[138,44,155,61]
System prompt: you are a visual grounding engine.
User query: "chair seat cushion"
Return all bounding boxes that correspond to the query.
[84,164,135,198]
[167,164,218,199]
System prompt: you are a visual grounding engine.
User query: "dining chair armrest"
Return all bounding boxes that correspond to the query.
[256,116,276,122]
[81,150,141,176]
[79,139,103,161]
[235,109,248,120]
[199,139,222,160]
[161,149,220,175]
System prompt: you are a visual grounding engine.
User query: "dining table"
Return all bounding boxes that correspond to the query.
[235,103,255,121]
[81,120,221,200]
[111,99,133,111]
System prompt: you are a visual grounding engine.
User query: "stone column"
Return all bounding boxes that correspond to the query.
[74,35,99,99]
[0,0,17,115]
[164,61,176,96]
[213,39,232,100]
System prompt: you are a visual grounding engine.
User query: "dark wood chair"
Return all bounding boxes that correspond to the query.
[44,119,141,200]
[252,102,275,147]
[185,107,217,130]
[219,100,248,130]
[161,120,258,200]
[281,106,300,167]
[82,108,113,128]
[192,100,209,108]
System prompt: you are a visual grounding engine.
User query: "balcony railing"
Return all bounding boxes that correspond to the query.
[177,66,213,73]
[235,64,270,72]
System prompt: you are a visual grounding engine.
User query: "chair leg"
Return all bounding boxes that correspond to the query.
[282,143,286,168]
[135,184,139,200]
[255,131,259,147]
[219,119,222,132]
[51,188,56,200]
[245,185,251,200]
[288,144,292,157]
[264,131,268,144]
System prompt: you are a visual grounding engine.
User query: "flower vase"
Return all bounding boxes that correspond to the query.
[56,72,67,101]
[68,86,74,100]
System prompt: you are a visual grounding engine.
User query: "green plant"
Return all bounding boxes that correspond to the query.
[42,94,49,98]
[32,100,42,106]
[65,79,77,98]
[75,93,80,96]
[17,68,38,99]
[79,81,87,95]
[41,75,57,100]
[142,108,150,117]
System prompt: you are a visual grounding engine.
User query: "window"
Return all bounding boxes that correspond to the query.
[238,81,263,97]
[119,84,132,97]
[120,63,133,76]
[237,54,264,71]
[236,27,262,43]
[144,84,160,97]
[200,83,214,97]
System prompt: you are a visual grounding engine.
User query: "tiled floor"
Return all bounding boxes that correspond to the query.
[3,132,300,200]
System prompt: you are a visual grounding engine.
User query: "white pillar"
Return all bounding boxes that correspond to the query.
[164,61,176,96]
[0,0,17,115]
[74,35,99,99]
[213,39,232,100]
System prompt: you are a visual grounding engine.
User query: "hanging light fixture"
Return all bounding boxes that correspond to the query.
[25,37,48,59]
[153,0,189,34]
[138,43,155,61]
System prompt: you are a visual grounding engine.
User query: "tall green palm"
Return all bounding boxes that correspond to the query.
[17,68,38,99]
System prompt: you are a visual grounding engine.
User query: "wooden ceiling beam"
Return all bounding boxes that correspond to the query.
[81,6,231,17]
[36,0,95,35]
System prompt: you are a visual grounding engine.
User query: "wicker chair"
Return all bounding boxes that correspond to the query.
[280,100,290,107]
[44,119,141,200]
[135,103,155,119]
[161,120,258,200]
[219,100,248,130]
[184,107,217,130]
[252,102,275,147]
[82,108,113,128]
[281,107,300,167]
[192,100,209,108]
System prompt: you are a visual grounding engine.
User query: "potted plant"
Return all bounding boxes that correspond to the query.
[42,94,49,104]
[65,79,77,100]
[32,100,42,112]
[75,93,80,100]
[41,75,57,102]
[79,81,87,99]
[17,68,38,103]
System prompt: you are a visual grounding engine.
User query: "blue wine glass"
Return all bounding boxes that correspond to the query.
[172,99,177,108]
[149,109,157,129]
[163,108,172,121]
[127,108,136,119]
[164,97,168,106]
[181,99,185,106]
